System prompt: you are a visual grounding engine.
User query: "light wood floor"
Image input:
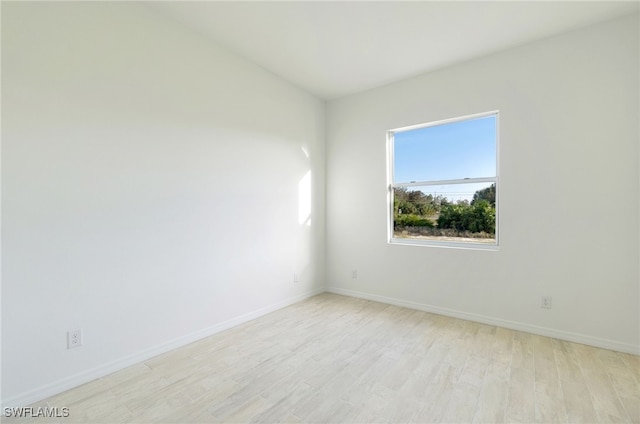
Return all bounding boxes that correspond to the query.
[5,293,639,423]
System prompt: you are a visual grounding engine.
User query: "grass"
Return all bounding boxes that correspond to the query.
[394,226,495,240]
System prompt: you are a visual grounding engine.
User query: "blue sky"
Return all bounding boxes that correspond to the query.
[393,114,496,202]
[394,114,496,182]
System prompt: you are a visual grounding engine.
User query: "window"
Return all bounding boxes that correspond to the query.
[388,111,498,248]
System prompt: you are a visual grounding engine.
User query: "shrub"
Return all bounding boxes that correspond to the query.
[437,200,495,234]
[394,214,434,228]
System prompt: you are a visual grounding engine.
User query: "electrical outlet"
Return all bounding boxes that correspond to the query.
[294,272,299,284]
[68,329,83,349]
[351,270,358,279]
[541,296,552,309]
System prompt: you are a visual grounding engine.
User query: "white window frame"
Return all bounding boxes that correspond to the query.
[387,111,500,250]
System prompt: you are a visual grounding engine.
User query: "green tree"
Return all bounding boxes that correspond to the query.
[393,187,437,228]
[471,183,496,207]
[437,204,467,231]
[437,199,495,234]
[393,188,438,216]
[467,200,495,233]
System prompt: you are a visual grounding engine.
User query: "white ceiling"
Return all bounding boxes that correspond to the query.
[149,1,639,100]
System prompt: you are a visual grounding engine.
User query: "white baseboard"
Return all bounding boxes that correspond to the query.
[327,286,640,355]
[2,288,325,409]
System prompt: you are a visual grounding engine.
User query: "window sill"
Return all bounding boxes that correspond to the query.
[389,237,499,251]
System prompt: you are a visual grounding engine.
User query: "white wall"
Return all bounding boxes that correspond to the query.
[2,2,325,404]
[326,14,639,354]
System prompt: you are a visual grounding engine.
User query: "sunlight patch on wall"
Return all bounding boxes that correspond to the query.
[298,170,311,226]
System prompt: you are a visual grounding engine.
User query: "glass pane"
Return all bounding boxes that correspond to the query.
[392,182,496,244]
[393,114,496,182]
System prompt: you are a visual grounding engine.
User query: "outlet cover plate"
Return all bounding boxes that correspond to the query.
[68,329,83,349]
